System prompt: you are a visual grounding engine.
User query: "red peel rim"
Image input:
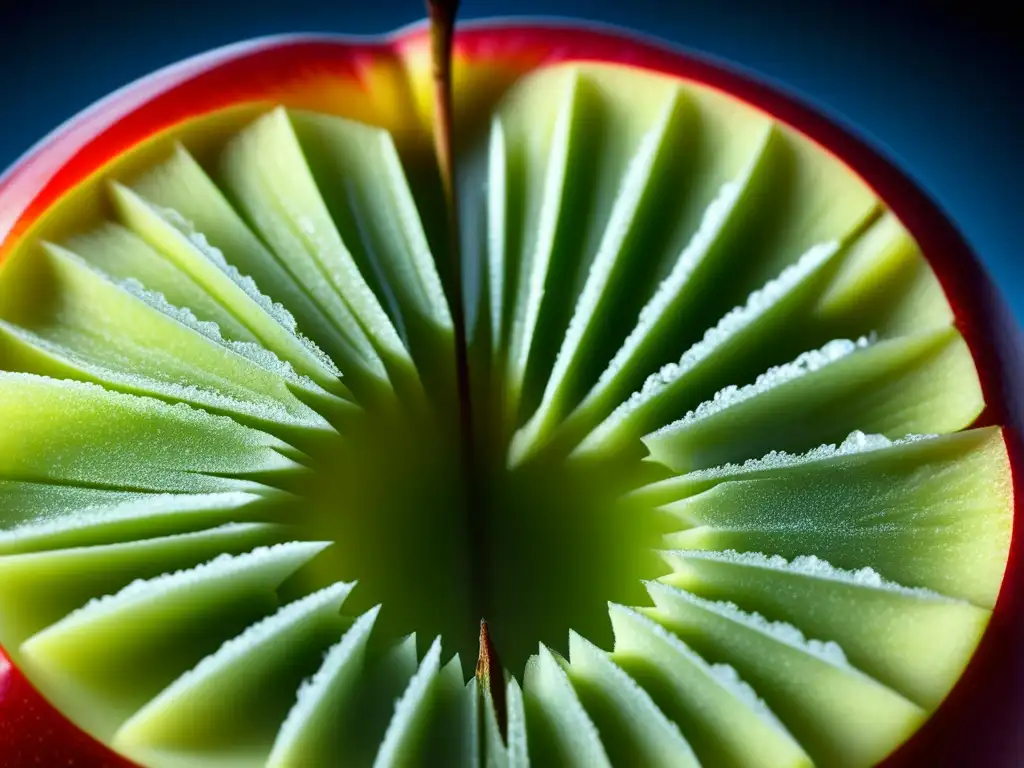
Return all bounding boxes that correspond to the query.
[0,18,1021,768]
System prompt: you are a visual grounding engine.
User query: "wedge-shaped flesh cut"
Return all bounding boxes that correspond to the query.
[0,319,339,444]
[812,212,953,337]
[564,631,699,767]
[267,606,380,767]
[108,182,343,390]
[646,582,926,767]
[419,660,480,768]
[661,428,1011,607]
[34,238,343,408]
[0,52,1010,768]
[367,641,480,767]
[484,674,530,768]
[65,222,256,343]
[371,637,445,768]
[630,429,957,507]
[219,108,425,396]
[0,522,283,649]
[566,205,960,466]
[287,112,454,350]
[0,243,348,440]
[115,580,353,768]
[128,144,365,375]
[0,373,300,491]
[18,542,329,744]
[0,486,276,554]
[608,604,811,767]
[523,645,611,767]
[328,633,424,766]
[661,549,991,708]
[487,63,878,446]
[643,326,983,472]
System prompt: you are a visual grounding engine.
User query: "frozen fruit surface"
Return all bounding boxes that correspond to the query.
[0,20,1021,768]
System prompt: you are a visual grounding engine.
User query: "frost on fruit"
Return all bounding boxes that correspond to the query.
[66,542,331,620]
[157,206,341,378]
[148,579,352,698]
[707,662,790,732]
[597,179,744,390]
[666,549,953,600]
[648,582,852,668]
[675,430,934,482]
[119,277,334,388]
[646,335,873,441]
[0,489,267,550]
[587,241,840,447]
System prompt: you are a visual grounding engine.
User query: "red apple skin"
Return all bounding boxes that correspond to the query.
[0,20,1021,768]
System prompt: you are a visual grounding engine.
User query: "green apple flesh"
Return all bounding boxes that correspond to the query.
[0,59,1010,768]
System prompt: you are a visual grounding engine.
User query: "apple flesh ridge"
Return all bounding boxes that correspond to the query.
[0,20,1021,768]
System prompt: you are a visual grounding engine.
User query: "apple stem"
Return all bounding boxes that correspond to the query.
[477,619,509,742]
[426,0,496,677]
[427,0,460,203]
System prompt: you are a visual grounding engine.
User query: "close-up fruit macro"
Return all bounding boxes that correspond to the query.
[0,1,1020,766]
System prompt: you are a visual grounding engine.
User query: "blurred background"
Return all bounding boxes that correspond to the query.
[0,0,1020,318]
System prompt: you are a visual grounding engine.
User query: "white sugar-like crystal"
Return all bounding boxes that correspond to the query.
[69,541,329,618]
[650,583,851,667]
[158,207,341,377]
[677,430,937,482]
[647,335,872,439]
[0,490,264,542]
[606,241,839,422]
[273,606,380,754]
[118,278,327,390]
[156,579,352,697]
[672,549,951,600]
[599,179,743,389]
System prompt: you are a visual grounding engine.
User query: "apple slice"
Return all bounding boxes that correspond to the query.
[111,184,342,392]
[114,581,353,768]
[67,222,256,344]
[0,256,349,440]
[0,373,302,491]
[522,645,611,767]
[482,674,530,768]
[0,13,1018,767]
[0,522,283,649]
[128,144,366,374]
[18,542,329,744]
[660,549,991,708]
[0,485,277,554]
[608,604,810,767]
[646,581,926,767]
[371,638,448,767]
[660,427,1011,606]
[219,108,419,395]
[564,631,699,767]
[266,605,380,766]
[642,326,982,472]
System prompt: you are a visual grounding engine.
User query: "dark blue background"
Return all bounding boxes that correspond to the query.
[1,0,1020,318]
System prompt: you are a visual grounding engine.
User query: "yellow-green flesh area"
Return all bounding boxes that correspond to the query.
[0,62,1010,768]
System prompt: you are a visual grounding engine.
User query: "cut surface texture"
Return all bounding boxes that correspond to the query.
[0,60,1011,768]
